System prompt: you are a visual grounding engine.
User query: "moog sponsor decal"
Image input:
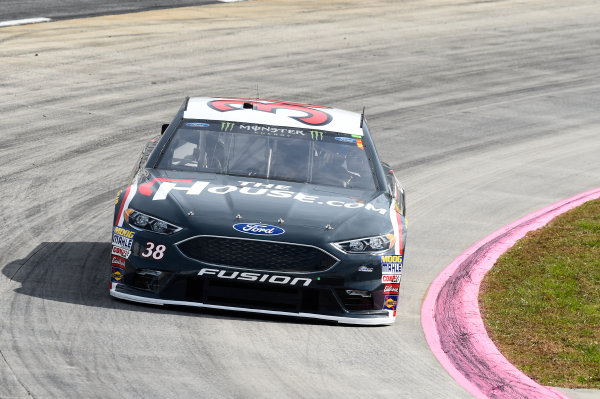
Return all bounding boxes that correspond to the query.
[112,226,136,250]
[380,255,403,275]
[138,179,387,215]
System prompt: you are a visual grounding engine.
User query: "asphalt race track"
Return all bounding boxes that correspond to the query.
[1,0,600,398]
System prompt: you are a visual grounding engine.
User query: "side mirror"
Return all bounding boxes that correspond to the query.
[161,123,169,134]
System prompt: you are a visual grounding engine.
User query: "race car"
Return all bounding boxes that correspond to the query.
[110,97,406,325]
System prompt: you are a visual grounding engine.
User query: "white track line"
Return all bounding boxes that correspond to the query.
[0,17,52,28]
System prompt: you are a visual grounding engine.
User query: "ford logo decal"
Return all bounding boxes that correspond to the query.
[233,223,285,236]
[186,122,210,128]
[335,136,357,143]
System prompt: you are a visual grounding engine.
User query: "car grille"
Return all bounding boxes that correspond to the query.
[336,289,375,311]
[177,236,338,273]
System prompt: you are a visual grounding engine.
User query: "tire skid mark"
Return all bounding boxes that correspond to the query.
[422,187,600,399]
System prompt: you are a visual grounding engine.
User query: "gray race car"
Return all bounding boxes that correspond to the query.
[110,97,406,325]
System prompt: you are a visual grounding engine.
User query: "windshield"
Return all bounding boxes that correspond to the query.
[156,120,377,190]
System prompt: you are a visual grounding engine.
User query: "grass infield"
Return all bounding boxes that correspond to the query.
[479,199,600,388]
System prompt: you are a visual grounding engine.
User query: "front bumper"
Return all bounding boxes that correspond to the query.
[110,282,395,325]
[110,229,401,326]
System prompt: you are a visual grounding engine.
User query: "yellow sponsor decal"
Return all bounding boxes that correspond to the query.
[113,226,135,239]
[380,255,403,263]
[114,189,123,205]
[112,270,123,281]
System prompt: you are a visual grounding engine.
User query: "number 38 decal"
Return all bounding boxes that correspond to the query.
[141,242,166,260]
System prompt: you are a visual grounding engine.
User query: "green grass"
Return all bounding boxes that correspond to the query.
[479,199,600,388]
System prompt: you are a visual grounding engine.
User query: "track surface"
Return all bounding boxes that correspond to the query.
[1,0,600,397]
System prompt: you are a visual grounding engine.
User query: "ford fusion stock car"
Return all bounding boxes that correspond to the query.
[110,97,406,325]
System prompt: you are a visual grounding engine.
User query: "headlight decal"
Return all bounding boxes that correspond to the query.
[124,209,182,235]
[332,234,394,253]
[115,177,139,227]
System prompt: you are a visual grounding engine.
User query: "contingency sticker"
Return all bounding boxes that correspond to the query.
[381,275,401,283]
[111,255,126,268]
[112,226,136,250]
[383,284,400,295]
[380,255,403,275]
[382,295,398,311]
[111,245,131,259]
[111,267,124,283]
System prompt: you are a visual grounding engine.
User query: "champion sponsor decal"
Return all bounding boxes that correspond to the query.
[380,254,403,275]
[138,178,387,215]
[382,275,401,283]
[233,223,285,236]
[207,99,332,126]
[383,284,400,295]
[383,295,398,311]
[111,256,126,268]
[111,246,131,259]
[197,268,311,286]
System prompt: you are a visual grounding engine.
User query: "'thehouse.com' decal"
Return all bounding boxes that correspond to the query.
[138,179,387,215]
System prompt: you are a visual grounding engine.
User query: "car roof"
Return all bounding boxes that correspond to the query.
[183,97,365,136]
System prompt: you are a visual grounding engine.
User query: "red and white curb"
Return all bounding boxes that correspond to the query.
[421,187,600,399]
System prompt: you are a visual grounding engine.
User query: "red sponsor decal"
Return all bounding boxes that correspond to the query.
[138,178,192,197]
[382,275,401,283]
[111,256,126,268]
[111,246,129,258]
[383,284,400,294]
[207,99,332,126]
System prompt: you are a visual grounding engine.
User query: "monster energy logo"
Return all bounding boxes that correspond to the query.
[221,122,235,132]
[310,130,323,140]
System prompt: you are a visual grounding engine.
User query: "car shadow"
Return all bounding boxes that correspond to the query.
[2,241,340,326]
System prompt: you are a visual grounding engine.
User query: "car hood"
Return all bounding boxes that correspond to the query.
[131,169,392,236]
